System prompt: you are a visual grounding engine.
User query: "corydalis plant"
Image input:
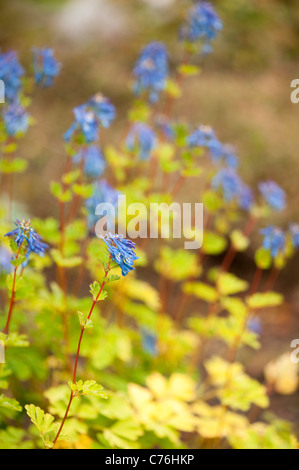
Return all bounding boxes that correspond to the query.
[46,234,138,449]
[3,219,48,334]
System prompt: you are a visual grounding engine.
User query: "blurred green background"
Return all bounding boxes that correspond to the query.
[1,0,299,430]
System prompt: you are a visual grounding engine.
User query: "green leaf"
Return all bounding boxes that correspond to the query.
[202,232,227,255]
[246,292,284,310]
[255,247,272,270]
[77,311,93,329]
[25,404,58,448]
[217,273,249,296]
[69,380,108,399]
[183,281,218,303]
[72,183,93,199]
[51,249,82,268]
[50,181,72,203]
[89,281,107,301]
[178,64,201,76]
[0,394,22,412]
[0,158,28,174]
[230,230,250,252]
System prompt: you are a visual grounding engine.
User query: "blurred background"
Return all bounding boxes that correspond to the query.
[1,0,299,432]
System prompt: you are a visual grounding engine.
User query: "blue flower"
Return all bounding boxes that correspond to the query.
[101,233,138,276]
[259,181,286,212]
[85,180,120,229]
[188,125,217,148]
[3,103,29,136]
[64,104,99,143]
[74,145,106,178]
[32,47,61,87]
[133,42,169,102]
[289,223,299,249]
[126,123,156,160]
[179,1,223,53]
[0,247,13,274]
[212,168,253,211]
[247,316,262,335]
[87,93,116,128]
[5,219,49,260]
[141,329,158,356]
[64,94,115,143]
[0,50,24,102]
[260,226,285,258]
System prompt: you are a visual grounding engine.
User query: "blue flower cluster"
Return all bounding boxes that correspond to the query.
[212,168,253,211]
[179,1,223,54]
[64,94,115,143]
[32,47,61,87]
[133,42,169,103]
[5,219,49,261]
[86,180,120,229]
[101,233,138,276]
[126,123,157,160]
[0,50,24,102]
[259,181,286,212]
[260,226,285,258]
[3,103,29,137]
[289,223,299,249]
[188,125,239,169]
[74,145,106,178]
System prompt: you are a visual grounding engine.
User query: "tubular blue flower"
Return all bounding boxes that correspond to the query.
[74,145,106,178]
[212,168,253,211]
[0,50,24,102]
[141,329,158,356]
[126,123,157,160]
[85,180,120,229]
[32,47,61,87]
[188,125,217,148]
[64,104,99,143]
[5,219,49,259]
[259,181,286,212]
[260,226,285,258]
[133,42,169,102]
[3,103,29,136]
[0,247,13,274]
[209,141,239,169]
[88,93,116,128]
[247,316,262,335]
[289,223,299,249]
[101,233,138,276]
[179,1,223,54]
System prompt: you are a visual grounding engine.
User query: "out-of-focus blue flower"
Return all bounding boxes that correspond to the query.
[289,223,299,249]
[179,1,223,54]
[212,168,253,211]
[239,183,254,211]
[259,181,286,212]
[5,219,49,261]
[155,116,175,141]
[189,126,239,168]
[126,123,156,160]
[32,47,61,87]
[3,103,29,136]
[88,93,116,128]
[141,329,158,356]
[74,145,106,178]
[260,226,285,258]
[0,247,13,274]
[133,42,169,103]
[0,50,24,102]
[209,141,239,169]
[64,104,99,143]
[188,125,217,148]
[86,180,120,229]
[101,233,138,276]
[64,94,115,143]
[247,316,262,335]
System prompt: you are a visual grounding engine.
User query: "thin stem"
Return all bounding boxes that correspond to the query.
[3,245,22,335]
[52,261,111,448]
